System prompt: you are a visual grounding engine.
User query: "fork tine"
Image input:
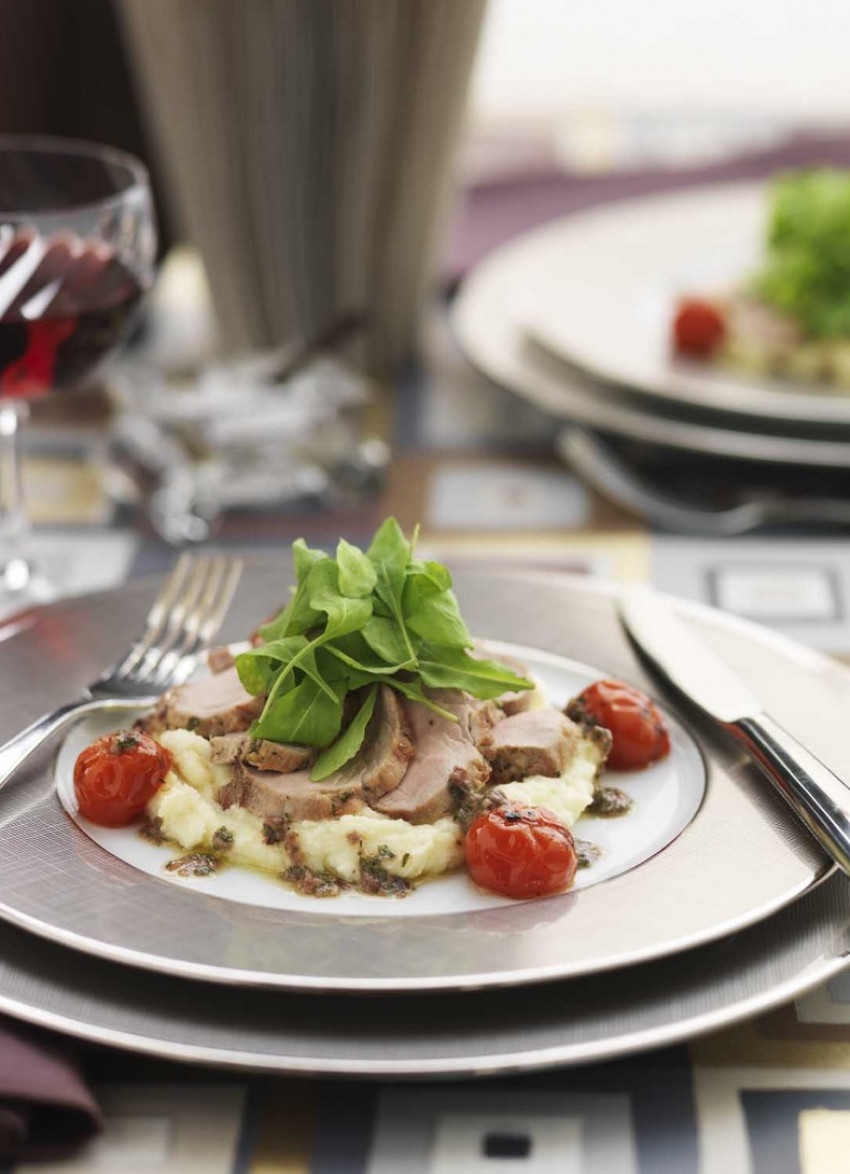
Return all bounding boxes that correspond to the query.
[142,556,244,691]
[142,557,226,687]
[110,553,194,680]
[200,557,244,646]
[129,556,214,686]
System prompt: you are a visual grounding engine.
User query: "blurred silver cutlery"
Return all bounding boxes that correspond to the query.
[560,427,850,535]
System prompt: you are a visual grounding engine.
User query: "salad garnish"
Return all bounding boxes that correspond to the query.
[234,518,533,780]
[751,168,850,339]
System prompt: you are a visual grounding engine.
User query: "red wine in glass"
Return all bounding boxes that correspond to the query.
[0,228,143,399]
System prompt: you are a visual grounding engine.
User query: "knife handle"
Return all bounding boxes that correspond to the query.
[731,714,850,875]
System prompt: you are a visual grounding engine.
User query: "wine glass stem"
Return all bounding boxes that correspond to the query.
[0,399,32,594]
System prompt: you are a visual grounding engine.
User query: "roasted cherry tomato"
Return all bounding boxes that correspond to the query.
[464,804,577,899]
[570,679,670,771]
[73,730,172,827]
[672,297,726,358]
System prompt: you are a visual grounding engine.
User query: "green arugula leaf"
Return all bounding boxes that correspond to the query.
[235,635,309,695]
[309,584,372,642]
[314,646,371,687]
[260,541,328,641]
[324,641,411,677]
[337,538,377,598]
[241,519,535,752]
[367,517,415,661]
[361,615,418,666]
[294,538,327,581]
[406,589,471,649]
[386,677,456,720]
[310,685,378,780]
[402,558,452,614]
[418,643,533,698]
[235,651,275,696]
[257,565,372,724]
[252,676,343,746]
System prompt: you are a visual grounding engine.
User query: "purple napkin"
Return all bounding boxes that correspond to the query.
[445,129,850,280]
[0,1024,101,1161]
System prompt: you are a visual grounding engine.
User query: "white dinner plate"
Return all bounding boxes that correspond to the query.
[516,182,850,428]
[0,565,830,992]
[55,643,705,917]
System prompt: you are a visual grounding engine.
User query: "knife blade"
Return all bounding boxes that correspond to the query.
[619,584,850,876]
[619,585,759,723]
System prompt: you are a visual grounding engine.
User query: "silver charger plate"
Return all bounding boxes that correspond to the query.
[0,845,847,1075]
[0,567,834,992]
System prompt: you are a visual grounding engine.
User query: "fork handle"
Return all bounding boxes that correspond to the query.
[0,697,147,794]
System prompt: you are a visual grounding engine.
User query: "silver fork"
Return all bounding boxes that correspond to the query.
[0,553,243,794]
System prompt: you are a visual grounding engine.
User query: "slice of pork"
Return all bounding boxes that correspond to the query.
[472,643,536,716]
[207,646,236,674]
[478,709,581,786]
[373,689,492,825]
[145,665,264,738]
[209,733,314,774]
[334,685,413,803]
[219,767,364,823]
[217,685,412,822]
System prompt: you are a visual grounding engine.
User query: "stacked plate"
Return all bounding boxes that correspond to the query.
[0,563,848,1075]
[452,182,850,524]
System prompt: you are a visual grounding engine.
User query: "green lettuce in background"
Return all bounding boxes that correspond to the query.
[752,168,850,339]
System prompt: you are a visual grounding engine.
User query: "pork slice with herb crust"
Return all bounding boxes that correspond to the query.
[472,643,537,715]
[333,685,414,802]
[218,767,364,823]
[207,646,236,674]
[209,733,315,774]
[217,685,412,822]
[143,665,264,738]
[372,689,492,824]
[478,708,582,786]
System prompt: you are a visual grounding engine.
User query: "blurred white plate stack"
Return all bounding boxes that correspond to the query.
[452,181,850,477]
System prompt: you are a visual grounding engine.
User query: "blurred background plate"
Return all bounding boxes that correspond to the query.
[453,232,850,532]
[452,224,850,464]
[510,182,850,429]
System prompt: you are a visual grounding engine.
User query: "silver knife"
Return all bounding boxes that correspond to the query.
[619,584,850,875]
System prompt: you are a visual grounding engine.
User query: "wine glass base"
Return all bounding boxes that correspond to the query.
[0,557,56,618]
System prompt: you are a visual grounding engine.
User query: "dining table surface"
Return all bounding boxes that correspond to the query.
[10,125,850,1173]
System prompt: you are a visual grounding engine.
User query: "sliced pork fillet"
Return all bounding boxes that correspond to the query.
[207,646,236,674]
[433,687,500,742]
[336,685,413,803]
[218,685,412,822]
[209,734,314,774]
[219,767,363,823]
[472,643,536,715]
[478,709,582,786]
[143,666,264,738]
[373,689,492,824]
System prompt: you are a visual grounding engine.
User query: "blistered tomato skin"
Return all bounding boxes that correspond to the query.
[464,804,578,899]
[572,679,670,771]
[73,730,172,827]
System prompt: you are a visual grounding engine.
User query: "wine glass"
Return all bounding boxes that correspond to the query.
[0,136,156,608]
